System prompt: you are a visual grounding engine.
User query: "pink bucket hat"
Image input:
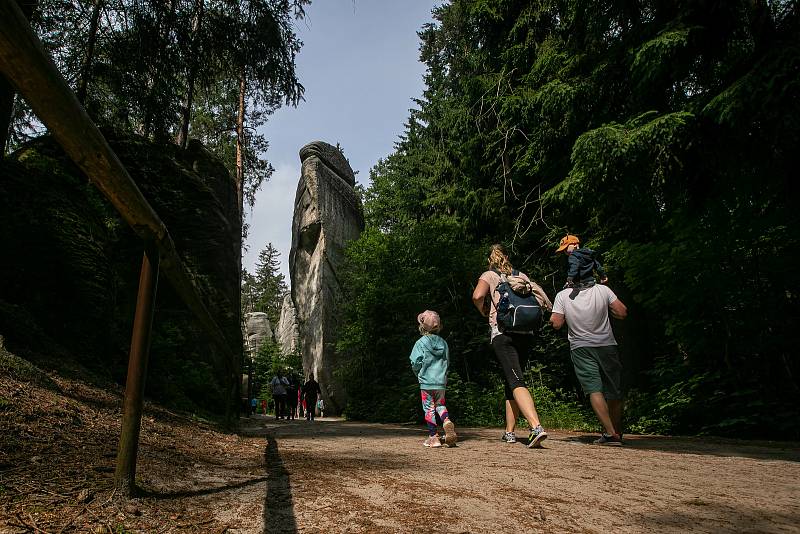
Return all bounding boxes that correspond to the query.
[417,310,441,333]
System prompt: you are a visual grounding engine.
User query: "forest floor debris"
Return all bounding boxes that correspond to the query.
[1,359,799,533]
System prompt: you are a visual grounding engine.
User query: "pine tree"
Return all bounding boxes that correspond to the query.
[340,0,800,437]
[251,243,287,327]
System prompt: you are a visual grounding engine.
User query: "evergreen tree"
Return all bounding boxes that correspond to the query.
[251,243,288,327]
[8,0,308,188]
[340,0,800,438]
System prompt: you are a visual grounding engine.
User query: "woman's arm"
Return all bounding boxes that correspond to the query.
[472,279,490,317]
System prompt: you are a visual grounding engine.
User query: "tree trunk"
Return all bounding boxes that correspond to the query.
[75,0,102,105]
[235,68,246,219]
[176,0,204,148]
[144,0,177,140]
[0,77,14,155]
[234,67,246,419]
[0,0,36,155]
[748,0,775,56]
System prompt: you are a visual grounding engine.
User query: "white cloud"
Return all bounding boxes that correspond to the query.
[243,161,299,284]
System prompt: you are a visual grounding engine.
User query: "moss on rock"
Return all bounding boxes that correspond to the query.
[0,131,241,415]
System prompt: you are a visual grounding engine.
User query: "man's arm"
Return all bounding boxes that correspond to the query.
[609,298,627,320]
[472,279,490,317]
[550,312,565,330]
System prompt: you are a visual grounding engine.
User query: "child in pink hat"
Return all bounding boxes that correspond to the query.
[409,310,457,447]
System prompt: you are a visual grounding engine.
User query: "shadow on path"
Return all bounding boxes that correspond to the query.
[263,433,297,534]
[242,417,800,462]
[556,434,800,462]
[634,500,800,532]
[242,417,482,443]
[140,476,268,499]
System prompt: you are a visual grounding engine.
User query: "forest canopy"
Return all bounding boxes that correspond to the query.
[0,0,309,418]
[4,0,309,217]
[338,0,799,438]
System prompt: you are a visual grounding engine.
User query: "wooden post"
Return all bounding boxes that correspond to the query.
[114,248,159,497]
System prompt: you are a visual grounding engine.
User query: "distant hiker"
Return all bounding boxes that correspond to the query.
[302,375,322,421]
[409,310,457,448]
[250,397,257,416]
[270,371,289,420]
[316,398,325,418]
[471,244,551,448]
[286,374,299,420]
[261,398,268,416]
[550,277,628,445]
[556,234,608,300]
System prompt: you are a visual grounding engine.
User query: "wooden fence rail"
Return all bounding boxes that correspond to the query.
[0,0,239,497]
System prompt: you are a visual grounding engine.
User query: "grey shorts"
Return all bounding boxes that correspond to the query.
[570,346,622,400]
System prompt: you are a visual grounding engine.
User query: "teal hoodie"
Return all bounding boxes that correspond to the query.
[409,334,449,390]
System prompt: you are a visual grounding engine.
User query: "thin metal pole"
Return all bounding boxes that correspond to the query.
[114,248,160,497]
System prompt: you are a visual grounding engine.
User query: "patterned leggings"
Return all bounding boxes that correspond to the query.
[421,389,450,436]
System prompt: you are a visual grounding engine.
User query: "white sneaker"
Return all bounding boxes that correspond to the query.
[443,419,457,447]
[424,435,442,448]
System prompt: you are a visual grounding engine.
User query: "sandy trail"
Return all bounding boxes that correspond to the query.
[2,370,798,534]
[228,416,800,533]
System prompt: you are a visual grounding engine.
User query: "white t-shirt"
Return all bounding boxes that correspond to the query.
[552,284,618,349]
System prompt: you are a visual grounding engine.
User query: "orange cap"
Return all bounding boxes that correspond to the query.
[556,234,580,252]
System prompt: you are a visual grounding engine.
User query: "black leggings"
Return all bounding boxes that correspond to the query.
[491,333,533,400]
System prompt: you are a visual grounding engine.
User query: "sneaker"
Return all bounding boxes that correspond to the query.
[593,433,623,446]
[423,435,442,448]
[501,431,517,443]
[443,419,457,447]
[527,425,548,448]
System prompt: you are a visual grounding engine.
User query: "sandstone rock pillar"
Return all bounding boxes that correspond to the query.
[244,312,273,358]
[289,141,363,415]
[275,293,299,356]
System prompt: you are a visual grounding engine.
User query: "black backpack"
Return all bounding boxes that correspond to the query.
[493,269,542,333]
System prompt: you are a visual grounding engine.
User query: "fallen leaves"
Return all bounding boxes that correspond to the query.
[0,371,264,533]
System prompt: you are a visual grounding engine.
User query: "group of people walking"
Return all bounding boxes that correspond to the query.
[268,372,323,421]
[410,236,627,448]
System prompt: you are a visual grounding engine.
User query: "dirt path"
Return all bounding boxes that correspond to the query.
[228,416,800,533]
[2,368,799,533]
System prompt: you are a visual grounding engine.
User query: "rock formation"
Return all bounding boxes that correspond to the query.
[289,141,363,415]
[244,312,273,358]
[0,133,241,415]
[275,294,299,356]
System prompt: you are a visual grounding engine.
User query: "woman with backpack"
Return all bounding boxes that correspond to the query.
[472,244,552,448]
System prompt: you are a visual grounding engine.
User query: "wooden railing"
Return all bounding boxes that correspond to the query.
[0,0,239,497]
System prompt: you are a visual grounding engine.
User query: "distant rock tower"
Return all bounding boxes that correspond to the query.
[275,293,299,356]
[289,141,364,415]
[244,312,273,359]
[243,312,273,399]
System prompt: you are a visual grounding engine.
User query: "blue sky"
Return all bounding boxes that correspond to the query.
[243,1,440,281]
